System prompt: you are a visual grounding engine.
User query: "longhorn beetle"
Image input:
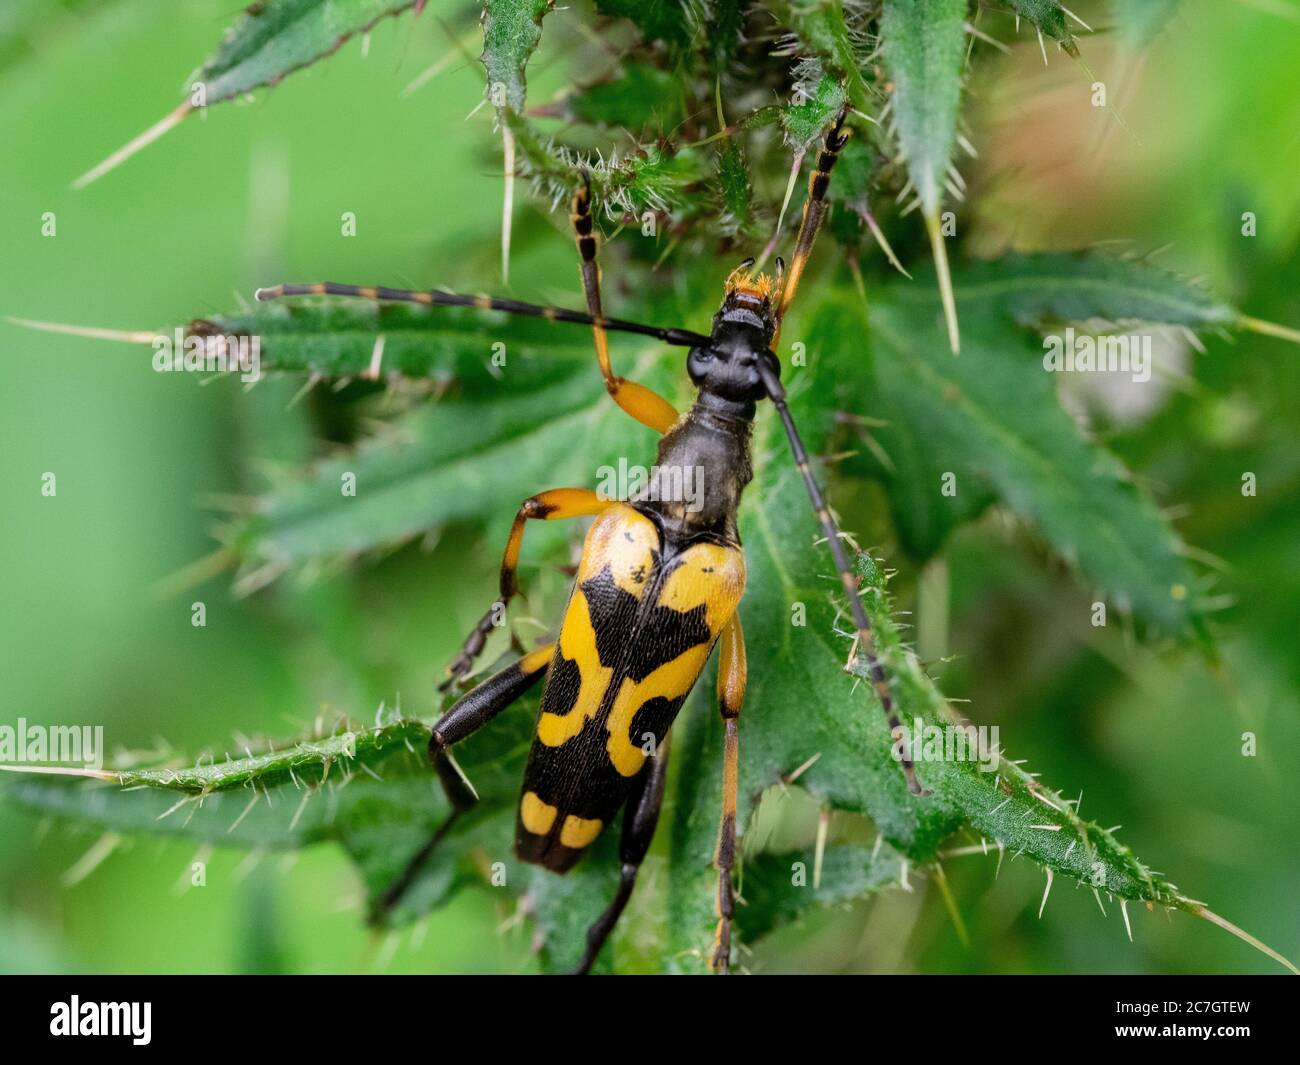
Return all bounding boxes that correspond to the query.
[255,106,926,974]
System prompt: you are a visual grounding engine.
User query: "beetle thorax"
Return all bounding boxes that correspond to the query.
[639,400,754,543]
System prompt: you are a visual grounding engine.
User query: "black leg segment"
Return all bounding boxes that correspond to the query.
[571,733,672,975]
[372,645,553,921]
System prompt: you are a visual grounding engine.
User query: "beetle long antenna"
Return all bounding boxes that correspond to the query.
[758,361,929,796]
[254,282,709,347]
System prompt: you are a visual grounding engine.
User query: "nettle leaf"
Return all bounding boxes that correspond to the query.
[881,0,965,218]
[1008,0,1079,56]
[854,249,1248,567]
[334,706,541,926]
[881,0,966,353]
[505,111,711,221]
[770,0,872,108]
[188,301,576,385]
[2,702,543,927]
[197,0,420,105]
[1,718,434,852]
[233,356,623,571]
[482,0,554,112]
[810,299,996,559]
[74,0,422,186]
[99,719,429,794]
[527,833,623,973]
[736,839,910,945]
[220,283,713,577]
[28,299,654,390]
[659,413,1195,970]
[474,0,554,281]
[782,65,848,149]
[840,284,1207,636]
[160,282,715,578]
[894,250,1235,331]
[3,768,328,850]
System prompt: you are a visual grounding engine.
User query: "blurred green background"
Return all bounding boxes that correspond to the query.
[1,0,1296,973]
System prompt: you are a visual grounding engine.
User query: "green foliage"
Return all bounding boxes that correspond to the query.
[781,63,847,148]
[880,0,967,350]
[565,62,684,130]
[189,301,575,382]
[881,0,967,218]
[2,242,1261,966]
[481,0,553,112]
[715,138,755,236]
[1008,0,1079,55]
[235,359,614,566]
[197,0,421,105]
[770,0,872,108]
[11,0,1296,975]
[854,274,1207,638]
[1,540,1195,969]
[504,109,711,221]
[902,251,1234,330]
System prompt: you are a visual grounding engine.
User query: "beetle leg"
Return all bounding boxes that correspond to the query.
[571,732,672,974]
[440,487,610,692]
[372,644,554,922]
[772,105,851,349]
[711,613,747,973]
[571,172,680,435]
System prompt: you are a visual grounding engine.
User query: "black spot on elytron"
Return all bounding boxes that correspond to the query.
[628,695,686,755]
[622,603,712,682]
[537,651,581,718]
[579,567,646,668]
[579,566,712,682]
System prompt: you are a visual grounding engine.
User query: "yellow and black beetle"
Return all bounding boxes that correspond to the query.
[256,107,924,974]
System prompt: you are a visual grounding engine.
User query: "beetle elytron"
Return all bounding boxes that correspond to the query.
[256,107,925,974]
